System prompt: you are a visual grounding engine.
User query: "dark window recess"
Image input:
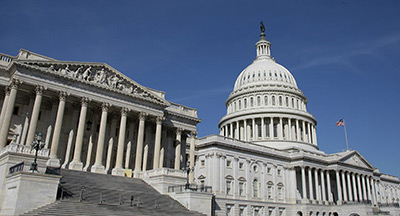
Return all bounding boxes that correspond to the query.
[13,106,20,115]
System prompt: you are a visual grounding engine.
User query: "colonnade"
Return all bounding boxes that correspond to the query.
[220,117,317,145]
[297,166,393,206]
[0,80,198,177]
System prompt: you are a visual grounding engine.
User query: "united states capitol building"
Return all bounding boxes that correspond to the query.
[0,25,399,216]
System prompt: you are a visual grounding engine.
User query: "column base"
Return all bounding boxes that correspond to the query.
[301,199,309,204]
[69,161,83,171]
[337,200,343,205]
[46,158,61,167]
[90,164,105,174]
[111,167,125,176]
[133,170,143,178]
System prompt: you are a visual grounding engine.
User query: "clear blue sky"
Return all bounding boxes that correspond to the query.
[1,1,399,177]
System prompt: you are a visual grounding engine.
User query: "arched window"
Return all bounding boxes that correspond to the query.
[250,97,254,107]
[238,177,246,196]
[234,102,236,112]
[257,96,260,106]
[267,181,274,199]
[225,175,234,195]
[253,179,259,197]
[279,96,282,106]
[244,99,247,108]
[292,98,294,108]
[264,96,268,105]
[285,97,289,107]
[272,96,275,106]
[239,100,242,109]
[277,182,284,200]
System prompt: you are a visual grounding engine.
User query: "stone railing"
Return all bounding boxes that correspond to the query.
[0,143,50,157]
[143,168,186,178]
[378,202,400,208]
[168,184,212,193]
[167,102,198,118]
[0,53,13,67]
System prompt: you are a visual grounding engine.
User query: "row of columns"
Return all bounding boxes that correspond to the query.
[298,166,387,206]
[221,117,317,145]
[0,81,197,178]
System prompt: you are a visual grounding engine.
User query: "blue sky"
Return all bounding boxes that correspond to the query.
[1,1,399,177]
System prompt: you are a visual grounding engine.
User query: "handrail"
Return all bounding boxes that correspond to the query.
[9,162,24,174]
[168,184,212,193]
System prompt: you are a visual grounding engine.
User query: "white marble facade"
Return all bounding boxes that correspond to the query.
[0,49,200,178]
[195,29,400,216]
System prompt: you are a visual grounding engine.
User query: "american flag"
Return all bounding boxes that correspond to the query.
[335,119,344,126]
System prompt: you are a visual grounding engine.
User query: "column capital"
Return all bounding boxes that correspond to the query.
[59,91,68,101]
[190,131,198,137]
[101,102,111,112]
[35,85,46,95]
[121,107,130,116]
[9,79,22,90]
[176,127,183,135]
[156,116,165,125]
[138,111,148,121]
[81,97,90,106]
[4,86,10,96]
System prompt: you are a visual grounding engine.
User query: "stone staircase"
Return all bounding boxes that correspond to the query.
[22,169,205,216]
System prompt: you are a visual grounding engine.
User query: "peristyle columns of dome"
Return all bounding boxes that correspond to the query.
[269,117,274,139]
[236,121,239,139]
[261,117,265,139]
[288,119,292,140]
[243,120,247,141]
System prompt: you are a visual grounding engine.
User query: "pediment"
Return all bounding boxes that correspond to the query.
[14,60,169,106]
[339,151,373,169]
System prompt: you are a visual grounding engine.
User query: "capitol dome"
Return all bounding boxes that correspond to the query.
[219,25,319,152]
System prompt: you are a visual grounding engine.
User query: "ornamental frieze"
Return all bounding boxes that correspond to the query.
[17,61,166,105]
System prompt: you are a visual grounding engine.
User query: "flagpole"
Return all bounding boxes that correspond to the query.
[343,118,349,151]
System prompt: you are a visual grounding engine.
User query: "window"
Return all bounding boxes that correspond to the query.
[200,160,205,167]
[226,180,232,195]
[239,206,246,216]
[279,96,282,106]
[257,96,260,106]
[239,162,244,169]
[250,97,254,107]
[277,169,281,176]
[285,97,289,107]
[253,179,259,197]
[239,182,245,196]
[258,123,262,138]
[264,96,268,105]
[244,99,247,108]
[292,98,294,108]
[267,185,274,199]
[239,100,241,109]
[266,123,270,137]
[273,122,278,137]
[226,160,232,167]
[272,96,275,106]
[278,186,284,199]
[267,167,272,174]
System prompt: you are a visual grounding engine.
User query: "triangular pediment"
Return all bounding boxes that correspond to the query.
[14,60,169,106]
[339,151,374,169]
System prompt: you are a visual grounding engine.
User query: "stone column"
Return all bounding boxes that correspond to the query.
[0,80,20,148]
[261,117,265,139]
[189,131,197,183]
[153,116,164,169]
[252,118,255,140]
[134,112,147,172]
[308,168,314,201]
[288,119,292,140]
[69,97,89,170]
[366,176,372,202]
[302,121,306,142]
[352,173,358,202]
[20,98,34,146]
[269,117,274,139]
[357,174,363,201]
[314,169,321,202]
[91,103,110,173]
[47,92,68,167]
[296,119,300,141]
[174,128,183,170]
[336,170,343,204]
[342,171,348,202]
[62,108,80,169]
[243,120,247,141]
[112,108,129,176]
[279,117,283,139]
[301,166,307,201]
[25,85,45,146]
[327,171,333,202]
[313,126,318,145]
[347,172,353,201]
[230,123,233,138]
[0,87,10,132]
[361,175,367,201]
[236,121,240,139]
[307,122,311,143]
[321,170,326,202]
[371,178,377,205]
